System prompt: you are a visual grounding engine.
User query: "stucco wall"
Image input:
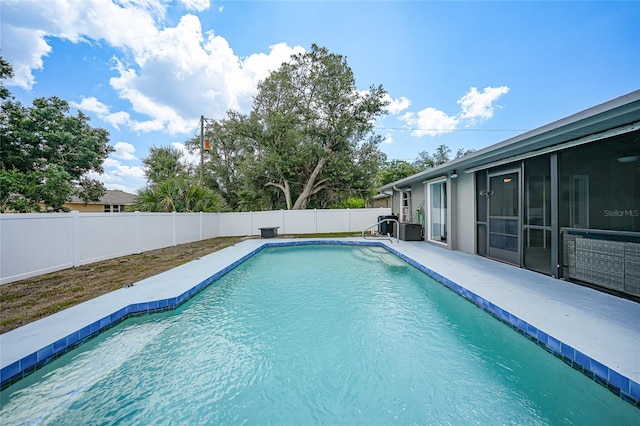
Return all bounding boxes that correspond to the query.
[453,172,476,255]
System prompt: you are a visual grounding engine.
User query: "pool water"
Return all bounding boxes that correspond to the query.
[1,245,638,424]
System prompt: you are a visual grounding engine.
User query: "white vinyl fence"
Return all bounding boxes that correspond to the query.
[0,208,391,285]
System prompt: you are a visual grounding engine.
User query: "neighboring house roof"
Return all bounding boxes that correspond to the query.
[372,192,392,200]
[380,90,640,190]
[68,190,137,205]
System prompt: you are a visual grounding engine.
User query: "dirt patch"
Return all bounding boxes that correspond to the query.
[0,236,249,334]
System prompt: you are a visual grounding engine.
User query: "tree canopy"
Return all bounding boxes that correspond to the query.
[143,145,189,185]
[377,144,476,186]
[191,44,389,211]
[181,46,476,211]
[1,59,113,212]
[134,144,227,212]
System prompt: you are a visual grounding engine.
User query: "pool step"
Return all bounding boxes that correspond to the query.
[358,247,407,267]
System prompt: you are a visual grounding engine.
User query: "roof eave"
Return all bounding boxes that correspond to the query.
[379,90,640,191]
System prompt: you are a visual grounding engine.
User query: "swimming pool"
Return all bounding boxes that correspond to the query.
[1,244,638,424]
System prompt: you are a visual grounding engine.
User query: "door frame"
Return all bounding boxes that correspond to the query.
[487,166,522,266]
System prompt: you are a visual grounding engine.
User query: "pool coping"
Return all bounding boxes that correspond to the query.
[1,238,639,407]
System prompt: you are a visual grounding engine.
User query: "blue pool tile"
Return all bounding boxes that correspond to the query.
[526,324,538,340]
[609,369,630,392]
[99,316,111,329]
[590,358,608,381]
[561,343,575,360]
[37,344,54,362]
[630,380,640,400]
[89,320,101,333]
[472,294,483,307]
[78,324,91,340]
[516,317,527,333]
[546,335,561,354]
[159,299,169,308]
[488,305,500,318]
[460,288,470,300]
[21,352,37,370]
[1,362,20,382]
[53,337,67,353]
[536,330,548,346]
[66,330,80,347]
[507,312,518,328]
[497,308,508,323]
[574,350,590,370]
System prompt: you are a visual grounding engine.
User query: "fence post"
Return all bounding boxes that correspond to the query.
[200,211,203,241]
[347,208,351,232]
[135,211,141,253]
[72,210,80,267]
[172,211,177,246]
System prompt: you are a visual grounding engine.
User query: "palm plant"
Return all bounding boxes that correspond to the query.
[132,178,227,212]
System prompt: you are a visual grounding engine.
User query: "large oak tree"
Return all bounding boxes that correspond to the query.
[0,58,113,212]
[240,44,388,210]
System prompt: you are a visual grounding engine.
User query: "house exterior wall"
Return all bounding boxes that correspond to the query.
[409,183,426,225]
[453,172,476,255]
[65,203,105,213]
[371,196,391,209]
[378,91,640,298]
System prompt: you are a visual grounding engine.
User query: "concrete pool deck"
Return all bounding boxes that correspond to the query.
[1,238,639,403]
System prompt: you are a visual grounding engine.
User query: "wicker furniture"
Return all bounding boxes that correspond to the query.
[567,238,640,296]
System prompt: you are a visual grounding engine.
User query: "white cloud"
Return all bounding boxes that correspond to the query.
[179,0,211,12]
[2,25,51,89]
[91,156,147,193]
[71,97,110,115]
[457,86,510,124]
[112,141,138,160]
[382,94,411,115]
[3,0,304,136]
[400,86,510,137]
[117,0,168,20]
[383,132,394,144]
[104,111,131,130]
[401,108,458,137]
[109,162,146,179]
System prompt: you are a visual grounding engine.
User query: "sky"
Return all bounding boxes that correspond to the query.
[2,0,639,194]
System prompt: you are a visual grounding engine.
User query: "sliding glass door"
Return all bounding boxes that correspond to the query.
[428,179,447,244]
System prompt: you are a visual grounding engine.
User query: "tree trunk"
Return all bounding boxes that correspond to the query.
[265,179,292,210]
[292,156,328,209]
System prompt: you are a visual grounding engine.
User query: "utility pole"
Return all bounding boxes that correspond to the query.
[200,115,204,185]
